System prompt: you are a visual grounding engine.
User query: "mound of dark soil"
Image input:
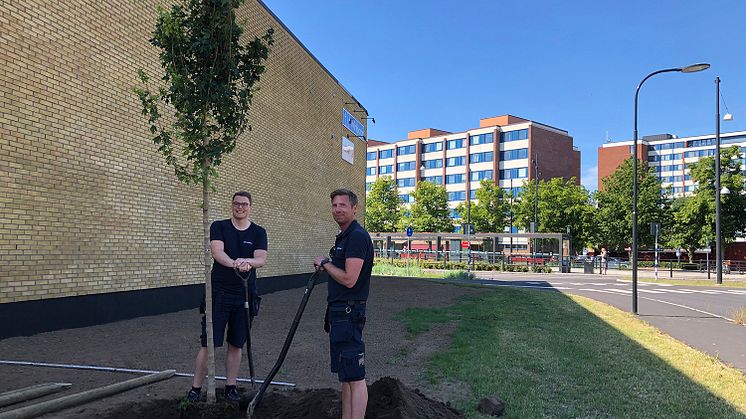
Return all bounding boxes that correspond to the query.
[99,377,461,418]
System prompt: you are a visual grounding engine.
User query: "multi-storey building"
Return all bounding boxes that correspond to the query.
[598,131,746,196]
[366,115,580,232]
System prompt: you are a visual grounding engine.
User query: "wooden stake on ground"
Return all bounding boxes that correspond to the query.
[0,383,72,408]
[0,370,175,419]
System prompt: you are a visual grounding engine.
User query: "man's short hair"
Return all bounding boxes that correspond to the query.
[232,191,252,205]
[330,189,358,207]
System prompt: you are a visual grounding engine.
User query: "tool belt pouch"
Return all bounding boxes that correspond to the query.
[250,294,262,317]
[323,304,330,333]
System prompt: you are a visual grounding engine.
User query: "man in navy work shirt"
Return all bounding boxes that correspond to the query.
[186,191,268,402]
[314,189,374,419]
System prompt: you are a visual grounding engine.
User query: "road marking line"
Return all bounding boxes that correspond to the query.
[604,288,631,294]
[638,289,666,294]
[653,289,693,294]
[638,296,735,323]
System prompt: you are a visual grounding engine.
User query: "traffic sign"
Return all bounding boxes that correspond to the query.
[461,241,469,249]
[406,226,413,237]
[462,223,474,235]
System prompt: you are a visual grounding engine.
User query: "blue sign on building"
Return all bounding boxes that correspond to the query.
[342,108,365,139]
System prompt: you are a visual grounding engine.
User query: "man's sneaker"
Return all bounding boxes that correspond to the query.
[186,388,201,402]
[224,386,241,402]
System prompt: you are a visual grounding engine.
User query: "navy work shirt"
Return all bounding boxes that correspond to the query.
[210,219,268,296]
[327,220,374,303]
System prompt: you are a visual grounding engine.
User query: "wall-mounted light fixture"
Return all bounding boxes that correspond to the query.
[361,117,375,124]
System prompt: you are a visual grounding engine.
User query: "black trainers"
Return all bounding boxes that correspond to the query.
[224,386,241,402]
[186,388,201,402]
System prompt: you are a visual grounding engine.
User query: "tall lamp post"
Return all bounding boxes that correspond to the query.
[715,76,734,285]
[532,155,540,267]
[632,63,710,314]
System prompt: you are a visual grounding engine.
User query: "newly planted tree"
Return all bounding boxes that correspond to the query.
[134,0,273,402]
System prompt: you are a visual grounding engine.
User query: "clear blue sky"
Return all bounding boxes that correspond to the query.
[262,0,746,191]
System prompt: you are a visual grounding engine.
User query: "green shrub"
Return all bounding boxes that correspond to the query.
[444,270,476,281]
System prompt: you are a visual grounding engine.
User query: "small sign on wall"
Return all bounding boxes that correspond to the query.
[341,136,354,164]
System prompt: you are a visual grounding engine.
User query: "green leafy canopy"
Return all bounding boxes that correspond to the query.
[133,0,274,186]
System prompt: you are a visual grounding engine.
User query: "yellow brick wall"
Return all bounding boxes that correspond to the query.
[0,0,367,303]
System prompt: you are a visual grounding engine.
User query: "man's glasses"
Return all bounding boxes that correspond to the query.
[232,202,251,208]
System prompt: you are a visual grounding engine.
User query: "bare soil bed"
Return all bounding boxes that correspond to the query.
[0,277,485,418]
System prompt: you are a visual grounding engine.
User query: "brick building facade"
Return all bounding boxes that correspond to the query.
[0,0,367,335]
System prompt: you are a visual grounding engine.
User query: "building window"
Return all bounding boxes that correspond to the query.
[422,159,443,169]
[685,149,716,158]
[422,142,443,153]
[661,153,682,161]
[500,129,528,143]
[499,167,528,179]
[397,161,416,171]
[366,182,373,191]
[446,156,466,167]
[469,133,494,146]
[469,190,477,200]
[447,138,465,150]
[399,194,411,203]
[366,167,376,176]
[470,151,494,163]
[470,170,493,181]
[379,165,393,175]
[446,174,466,184]
[500,148,528,161]
[503,187,522,197]
[448,191,466,201]
[366,151,377,161]
[379,149,394,159]
[687,138,716,148]
[397,144,416,156]
[423,175,442,184]
[397,177,415,188]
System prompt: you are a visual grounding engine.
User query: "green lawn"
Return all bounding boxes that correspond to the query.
[396,286,746,418]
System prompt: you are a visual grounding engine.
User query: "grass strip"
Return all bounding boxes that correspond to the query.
[396,287,746,418]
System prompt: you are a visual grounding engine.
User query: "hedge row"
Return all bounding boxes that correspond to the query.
[374,258,553,274]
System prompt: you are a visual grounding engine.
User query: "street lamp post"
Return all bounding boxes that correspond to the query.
[532,156,539,268]
[715,77,733,285]
[632,63,710,314]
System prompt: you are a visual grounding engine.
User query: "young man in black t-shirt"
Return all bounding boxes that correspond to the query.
[186,191,268,402]
[314,189,374,419]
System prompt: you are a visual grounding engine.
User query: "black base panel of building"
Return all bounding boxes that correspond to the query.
[0,272,324,339]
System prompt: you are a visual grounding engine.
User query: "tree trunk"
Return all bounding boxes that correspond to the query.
[202,174,216,403]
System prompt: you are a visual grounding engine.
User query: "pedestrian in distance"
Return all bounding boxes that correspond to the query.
[600,247,608,275]
[186,191,268,402]
[314,189,374,419]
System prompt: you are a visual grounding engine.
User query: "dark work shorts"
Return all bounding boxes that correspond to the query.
[200,291,252,348]
[328,302,366,382]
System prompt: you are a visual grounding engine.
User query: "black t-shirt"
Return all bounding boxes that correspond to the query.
[210,219,268,295]
[327,220,374,303]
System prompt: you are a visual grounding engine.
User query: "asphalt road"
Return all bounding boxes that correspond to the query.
[445,271,746,373]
